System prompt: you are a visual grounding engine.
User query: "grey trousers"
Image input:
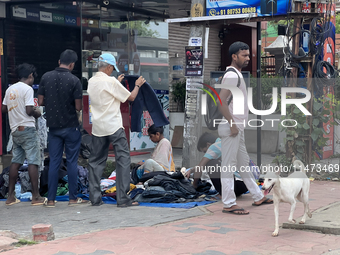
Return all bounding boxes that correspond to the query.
[88,128,131,205]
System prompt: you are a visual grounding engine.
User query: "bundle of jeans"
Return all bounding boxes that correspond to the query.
[134,186,178,203]
[147,175,197,199]
[139,170,184,183]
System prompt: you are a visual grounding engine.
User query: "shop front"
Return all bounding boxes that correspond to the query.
[0,0,188,155]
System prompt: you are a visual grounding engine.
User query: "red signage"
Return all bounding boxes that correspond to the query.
[321,2,336,159]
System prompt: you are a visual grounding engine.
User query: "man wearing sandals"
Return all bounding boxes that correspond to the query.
[38,50,85,207]
[2,63,46,206]
[87,53,144,207]
[218,42,273,215]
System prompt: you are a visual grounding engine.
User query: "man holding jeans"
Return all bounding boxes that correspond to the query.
[38,49,84,207]
[87,53,145,207]
[2,63,46,206]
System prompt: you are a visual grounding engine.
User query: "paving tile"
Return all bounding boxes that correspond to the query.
[82,250,114,255]
[52,253,77,255]
[208,227,236,234]
[203,222,230,227]
[173,223,200,228]
[176,227,206,233]
[1,181,340,255]
[192,250,227,255]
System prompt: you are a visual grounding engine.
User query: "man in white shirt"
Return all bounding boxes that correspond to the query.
[87,53,145,207]
[2,63,46,206]
[218,42,273,215]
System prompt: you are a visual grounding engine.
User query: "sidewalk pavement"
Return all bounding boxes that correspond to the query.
[1,181,339,255]
[0,150,339,254]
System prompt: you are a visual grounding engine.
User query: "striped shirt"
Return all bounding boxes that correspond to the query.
[203,138,259,180]
[204,138,222,160]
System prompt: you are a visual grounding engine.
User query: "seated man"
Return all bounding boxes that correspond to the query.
[137,124,175,178]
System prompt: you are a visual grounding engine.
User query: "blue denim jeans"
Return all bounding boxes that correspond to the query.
[48,127,81,201]
[12,127,40,166]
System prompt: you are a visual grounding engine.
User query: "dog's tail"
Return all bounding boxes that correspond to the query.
[293,160,306,173]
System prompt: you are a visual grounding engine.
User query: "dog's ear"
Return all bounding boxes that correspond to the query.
[293,160,305,171]
[264,171,279,179]
[292,156,296,164]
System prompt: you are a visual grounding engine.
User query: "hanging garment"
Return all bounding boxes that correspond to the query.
[122,75,169,132]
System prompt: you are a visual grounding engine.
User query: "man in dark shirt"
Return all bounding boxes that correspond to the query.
[38,49,84,207]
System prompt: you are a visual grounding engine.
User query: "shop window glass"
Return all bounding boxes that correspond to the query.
[158,51,168,58]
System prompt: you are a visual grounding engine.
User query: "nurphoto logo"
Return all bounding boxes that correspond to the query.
[200,80,312,128]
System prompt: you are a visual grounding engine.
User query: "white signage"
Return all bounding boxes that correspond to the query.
[40,11,52,22]
[189,37,202,46]
[186,77,203,90]
[13,7,26,18]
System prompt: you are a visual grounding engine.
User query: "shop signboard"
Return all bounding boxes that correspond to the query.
[185,46,203,76]
[88,19,99,28]
[26,9,40,21]
[77,18,90,27]
[65,15,77,26]
[52,13,64,24]
[11,5,101,29]
[12,7,26,18]
[206,0,289,17]
[40,11,52,22]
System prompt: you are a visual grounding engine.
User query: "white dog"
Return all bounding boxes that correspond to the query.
[262,160,312,237]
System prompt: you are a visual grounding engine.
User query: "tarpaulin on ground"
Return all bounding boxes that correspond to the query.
[1,195,216,209]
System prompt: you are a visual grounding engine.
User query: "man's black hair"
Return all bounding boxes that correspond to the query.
[148,124,164,135]
[60,49,78,65]
[16,63,37,80]
[197,132,218,151]
[228,41,250,58]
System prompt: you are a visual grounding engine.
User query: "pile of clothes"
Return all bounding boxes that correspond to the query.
[0,159,215,204]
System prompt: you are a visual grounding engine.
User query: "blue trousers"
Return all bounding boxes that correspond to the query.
[48,127,81,201]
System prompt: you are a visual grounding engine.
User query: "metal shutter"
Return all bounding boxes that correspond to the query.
[5,20,81,85]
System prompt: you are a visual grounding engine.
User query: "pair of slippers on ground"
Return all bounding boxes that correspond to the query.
[6,198,140,207]
[44,198,90,207]
[222,198,273,215]
[6,197,47,206]
[6,197,88,207]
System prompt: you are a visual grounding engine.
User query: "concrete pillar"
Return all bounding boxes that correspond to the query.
[182,0,204,167]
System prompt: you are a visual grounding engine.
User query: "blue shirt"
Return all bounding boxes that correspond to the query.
[204,138,221,160]
[203,138,259,180]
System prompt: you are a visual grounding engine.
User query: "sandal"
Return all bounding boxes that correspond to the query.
[117,201,140,208]
[6,198,20,206]
[68,198,88,206]
[44,200,56,208]
[31,197,47,206]
[252,197,273,206]
[222,208,249,215]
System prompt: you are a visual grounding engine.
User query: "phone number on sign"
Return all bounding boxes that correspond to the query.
[304,164,339,172]
[209,7,256,16]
